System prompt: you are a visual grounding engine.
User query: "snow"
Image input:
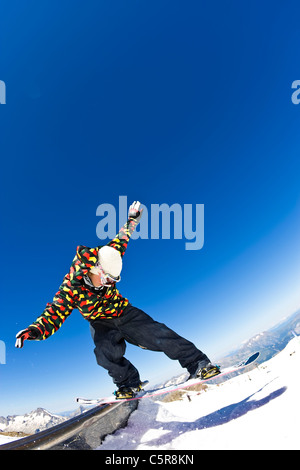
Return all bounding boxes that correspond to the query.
[1,337,299,449]
[97,337,300,450]
[0,434,21,445]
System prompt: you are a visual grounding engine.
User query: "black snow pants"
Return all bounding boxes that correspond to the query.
[89,304,209,388]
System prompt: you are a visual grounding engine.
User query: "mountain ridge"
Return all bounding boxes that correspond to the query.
[218,309,300,367]
[0,407,67,435]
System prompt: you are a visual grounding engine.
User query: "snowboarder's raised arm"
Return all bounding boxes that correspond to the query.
[107,201,143,257]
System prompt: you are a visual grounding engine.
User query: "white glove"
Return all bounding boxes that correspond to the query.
[15,327,41,348]
[128,201,143,223]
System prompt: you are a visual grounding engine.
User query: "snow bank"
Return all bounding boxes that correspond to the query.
[0,434,22,445]
[98,336,300,450]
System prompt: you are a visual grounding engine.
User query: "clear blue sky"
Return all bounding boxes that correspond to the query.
[1,0,300,416]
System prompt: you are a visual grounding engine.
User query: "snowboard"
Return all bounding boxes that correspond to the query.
[76,352,259,406]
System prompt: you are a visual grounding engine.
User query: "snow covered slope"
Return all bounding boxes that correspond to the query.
[98,336,300,450]
[1,337,299,449]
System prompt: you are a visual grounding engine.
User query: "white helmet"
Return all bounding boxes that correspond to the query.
[94,246,122,278]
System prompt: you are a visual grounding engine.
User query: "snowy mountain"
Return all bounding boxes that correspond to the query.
[0,407,66,435]
[57,405,87,418]
[219,309,300,367]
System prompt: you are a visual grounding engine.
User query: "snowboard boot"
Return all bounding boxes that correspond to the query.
[189,362,221,380]
[114,381,145,399]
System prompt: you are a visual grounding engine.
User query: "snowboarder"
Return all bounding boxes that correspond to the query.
[15,201,220,398]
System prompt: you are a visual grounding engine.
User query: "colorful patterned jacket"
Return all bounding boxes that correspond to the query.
[30,218,138,340]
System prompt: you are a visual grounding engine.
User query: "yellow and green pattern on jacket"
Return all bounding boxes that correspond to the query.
[30,218,138,340]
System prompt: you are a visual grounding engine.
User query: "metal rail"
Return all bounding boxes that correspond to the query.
[0,400,138,450]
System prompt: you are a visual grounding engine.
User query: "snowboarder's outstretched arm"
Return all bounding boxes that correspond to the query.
[107,201,143,256]
[19,283,76,344]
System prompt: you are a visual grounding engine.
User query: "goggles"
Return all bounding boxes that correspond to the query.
[92,262,121,286]
[102,270,121,285]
